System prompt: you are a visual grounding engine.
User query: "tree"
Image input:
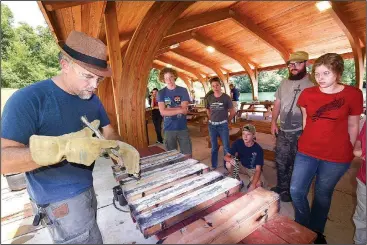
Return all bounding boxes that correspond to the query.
[1,4,15,60]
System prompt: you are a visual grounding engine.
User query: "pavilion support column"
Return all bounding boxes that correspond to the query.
[97,77,118,131]
[104,1,122,134]
[253,68,259,100]
[117,2,194,148]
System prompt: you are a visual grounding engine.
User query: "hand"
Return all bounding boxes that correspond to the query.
[115,141,140,175]
[271,121,279,136]
[247,184,256,193]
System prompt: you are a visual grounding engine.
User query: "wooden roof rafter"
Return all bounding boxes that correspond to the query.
[157,56,207,83]
[44,1,89,12]
[228,9,290,62]
[328,2,365,89]
[37,1,63,44]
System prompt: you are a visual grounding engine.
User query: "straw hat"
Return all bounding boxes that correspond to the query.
[60,31,112,77]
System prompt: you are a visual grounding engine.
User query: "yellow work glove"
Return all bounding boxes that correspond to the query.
[29,120,118,166]
[115,141,140,175]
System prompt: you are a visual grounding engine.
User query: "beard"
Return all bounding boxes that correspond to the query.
[78,89,94,100]
[288,67,307,80]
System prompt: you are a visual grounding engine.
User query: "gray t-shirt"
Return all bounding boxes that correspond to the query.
[274,74,314,132]
[206,93,233,122]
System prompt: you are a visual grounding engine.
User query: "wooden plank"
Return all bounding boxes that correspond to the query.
[89,1,107,38]
[123,163,209,202]
[37,1,63,43]
[122,158,199,188]
[104,1,123,134]
[44,1,89,11]
[240,226,288,244]
[262,214,317,244]
[160,31,193,50]
[129,171,224,216]
[71,5,82,32]
[81,2,91,35]
[140,150,182,164]
[136,177,242,238]
[113,153,186,182]
[163,187,279,244]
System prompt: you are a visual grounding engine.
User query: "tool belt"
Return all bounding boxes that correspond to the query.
[32,203,53,226]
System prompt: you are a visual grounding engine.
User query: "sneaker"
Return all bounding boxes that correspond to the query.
[270,186,283,194]
[314,231,327,244]
[280,191,292,202]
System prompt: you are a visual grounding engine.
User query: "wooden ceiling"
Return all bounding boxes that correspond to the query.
[39,1,366,81]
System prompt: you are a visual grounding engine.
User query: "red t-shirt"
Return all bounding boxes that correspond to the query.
[297,85,363,163]
[356,122,366,184]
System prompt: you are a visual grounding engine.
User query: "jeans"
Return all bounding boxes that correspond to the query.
[353,178,366,244]
[275,130,302,192]
[290,152,350,233]
[152,110,163,142]
[208,122,230,168]
[31,187,103,244]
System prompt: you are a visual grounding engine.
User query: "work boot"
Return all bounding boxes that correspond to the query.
[280,191,292,202]
[313,231,327,244]
[270,186,283,194]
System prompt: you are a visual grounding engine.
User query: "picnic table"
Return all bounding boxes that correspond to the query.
[237,101,274,120]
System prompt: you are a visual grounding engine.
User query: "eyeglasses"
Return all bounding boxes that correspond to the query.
[71,62,104,84]
[287,61,305,68]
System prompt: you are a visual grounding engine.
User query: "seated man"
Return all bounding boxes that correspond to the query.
[224,124,266,192]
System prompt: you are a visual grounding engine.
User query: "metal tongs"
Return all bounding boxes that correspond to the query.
[80,116,141,180]
[80,116,124,165]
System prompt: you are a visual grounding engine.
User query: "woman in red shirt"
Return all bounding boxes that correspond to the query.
[290,53,363,244]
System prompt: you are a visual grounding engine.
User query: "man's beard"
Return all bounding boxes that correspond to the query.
[78,90,94,100]
[289,67,307,80]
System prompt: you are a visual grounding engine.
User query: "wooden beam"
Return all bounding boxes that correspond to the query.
[153,62,198,81]
[44,1,89,11]
[104,1,123,134]
[94,1,107,39]
[329,2,364,89]
[152,63,195,90]
[155,47,171,57]
[192,31,259,100]
[118,2,194,148]
[37,2,63,44]
[160,31,193,50]
[229,9,290,62]
[166,8,230,37]
[157,56,207,83]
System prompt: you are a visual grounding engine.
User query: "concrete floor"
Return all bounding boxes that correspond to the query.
[1,115,362,244]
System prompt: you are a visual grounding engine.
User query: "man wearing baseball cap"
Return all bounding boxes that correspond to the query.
[270,51,314,202]
[224,124,266,192]
[1,31,136,243]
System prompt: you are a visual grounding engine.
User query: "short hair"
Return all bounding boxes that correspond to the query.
[58,52,71,63]
[209,76,222,85]
[152,88,158,92]
[312,53,344,79]
[159,68,178,82]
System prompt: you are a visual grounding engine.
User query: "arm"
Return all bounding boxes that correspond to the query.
[1,138,40,174]
[301,107,307,129]
[158,102,185,116]
[228,108,236,122]
[348,115,360,146]
[206,109,211,121]
[353,140,362,158]
[101,124,122,141]
[249,165,262,190]
[271,99,281,135]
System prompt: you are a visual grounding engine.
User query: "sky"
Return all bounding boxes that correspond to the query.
[3,1,47,28]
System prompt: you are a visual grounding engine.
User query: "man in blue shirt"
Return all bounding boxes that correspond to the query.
[1,31,129,244]
[157,68,192,157]
[229,83,240,122]
[224,124,266,192]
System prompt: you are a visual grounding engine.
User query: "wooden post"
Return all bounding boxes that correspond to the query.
[117,2,194,148]
[104,1,122,134]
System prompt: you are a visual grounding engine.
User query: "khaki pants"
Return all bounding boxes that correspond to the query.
[239,164,266,189]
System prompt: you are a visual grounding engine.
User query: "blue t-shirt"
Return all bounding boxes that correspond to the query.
[157,86,190,131]
[1,79,110,205]
[229,140,264,169]
[231,87,240,101]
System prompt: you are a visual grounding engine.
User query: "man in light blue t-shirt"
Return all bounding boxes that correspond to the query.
[157,68,192,157]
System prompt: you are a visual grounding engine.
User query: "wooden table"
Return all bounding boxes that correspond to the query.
[135,147,316,244]
[238,101,274,120]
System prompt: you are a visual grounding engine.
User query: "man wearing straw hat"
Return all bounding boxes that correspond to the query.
[1,31,137,244]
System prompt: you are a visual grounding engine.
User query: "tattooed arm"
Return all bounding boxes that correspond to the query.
[348,115,360,145]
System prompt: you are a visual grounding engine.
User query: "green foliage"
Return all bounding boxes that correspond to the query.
[1,3,60,89]
[147,69,164,92]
